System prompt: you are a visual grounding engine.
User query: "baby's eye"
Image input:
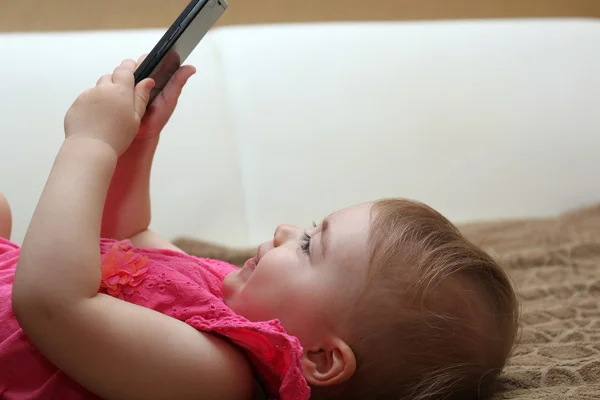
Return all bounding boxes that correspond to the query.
[300,232,312,255]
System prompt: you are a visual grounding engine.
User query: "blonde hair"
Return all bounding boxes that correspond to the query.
[312,198,519,399]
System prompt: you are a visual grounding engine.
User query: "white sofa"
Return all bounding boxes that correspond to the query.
[1,18,600,248]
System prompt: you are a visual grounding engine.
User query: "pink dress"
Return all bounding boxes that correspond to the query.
[0,237,310,400]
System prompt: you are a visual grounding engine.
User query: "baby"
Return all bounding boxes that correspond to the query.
[0,58,519,400]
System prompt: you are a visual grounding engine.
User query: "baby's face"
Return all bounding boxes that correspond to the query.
[223,203,372,347]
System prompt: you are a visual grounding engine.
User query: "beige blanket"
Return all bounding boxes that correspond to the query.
[461,204,600,399]
[174,204,600,399]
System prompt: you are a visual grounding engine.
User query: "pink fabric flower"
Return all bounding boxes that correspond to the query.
[100,241,149,297]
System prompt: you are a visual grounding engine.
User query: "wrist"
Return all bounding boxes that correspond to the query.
[62,136,119,168]
[52,137,118,191]
[125,135,160,162]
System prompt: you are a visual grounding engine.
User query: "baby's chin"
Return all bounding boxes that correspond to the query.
[221,270,240,304]
[222,269,253,315]
[222,256,256,299]
[221,275,269,323]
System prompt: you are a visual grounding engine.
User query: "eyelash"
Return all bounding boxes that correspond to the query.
[300,232,312,255]
[300,222,317,255]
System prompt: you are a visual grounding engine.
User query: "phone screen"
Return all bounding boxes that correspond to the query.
[143,0,226,104]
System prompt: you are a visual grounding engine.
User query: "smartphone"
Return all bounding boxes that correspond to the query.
[134,0,228,105]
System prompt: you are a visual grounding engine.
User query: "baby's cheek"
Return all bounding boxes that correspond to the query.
[305,279,347,316]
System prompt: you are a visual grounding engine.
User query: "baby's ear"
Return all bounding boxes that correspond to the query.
[301,338,356,386]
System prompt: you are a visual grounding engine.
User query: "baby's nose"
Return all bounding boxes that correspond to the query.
[273,224,299,247]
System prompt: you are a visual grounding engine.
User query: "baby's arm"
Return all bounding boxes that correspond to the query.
[103,133,183,252]
[102,57,195,251]
[12,60,253,400]
[101,135,156,240]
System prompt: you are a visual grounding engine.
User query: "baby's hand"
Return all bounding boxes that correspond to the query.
[64,59,155,156]
[136,55,196,139]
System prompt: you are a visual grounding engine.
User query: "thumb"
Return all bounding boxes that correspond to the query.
[134,78,155,121]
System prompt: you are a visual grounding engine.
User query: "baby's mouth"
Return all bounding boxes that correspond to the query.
[243,242,268,273]
[243,255,259,272]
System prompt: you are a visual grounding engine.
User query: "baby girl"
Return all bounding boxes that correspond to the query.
[0,57,519,400]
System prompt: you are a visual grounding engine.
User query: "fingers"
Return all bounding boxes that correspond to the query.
[133,78,155,121]
[136,53,149,68]
[98,55,150,87]
[159,65,196,104]
[97,74,112,86]
[112,59,136,87]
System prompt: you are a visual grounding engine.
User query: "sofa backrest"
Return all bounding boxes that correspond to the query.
[1,29,247,246]
[212,19,600,245]
[2,19,600,247]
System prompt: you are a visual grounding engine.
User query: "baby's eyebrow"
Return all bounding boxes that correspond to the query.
[320,218,330,257]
